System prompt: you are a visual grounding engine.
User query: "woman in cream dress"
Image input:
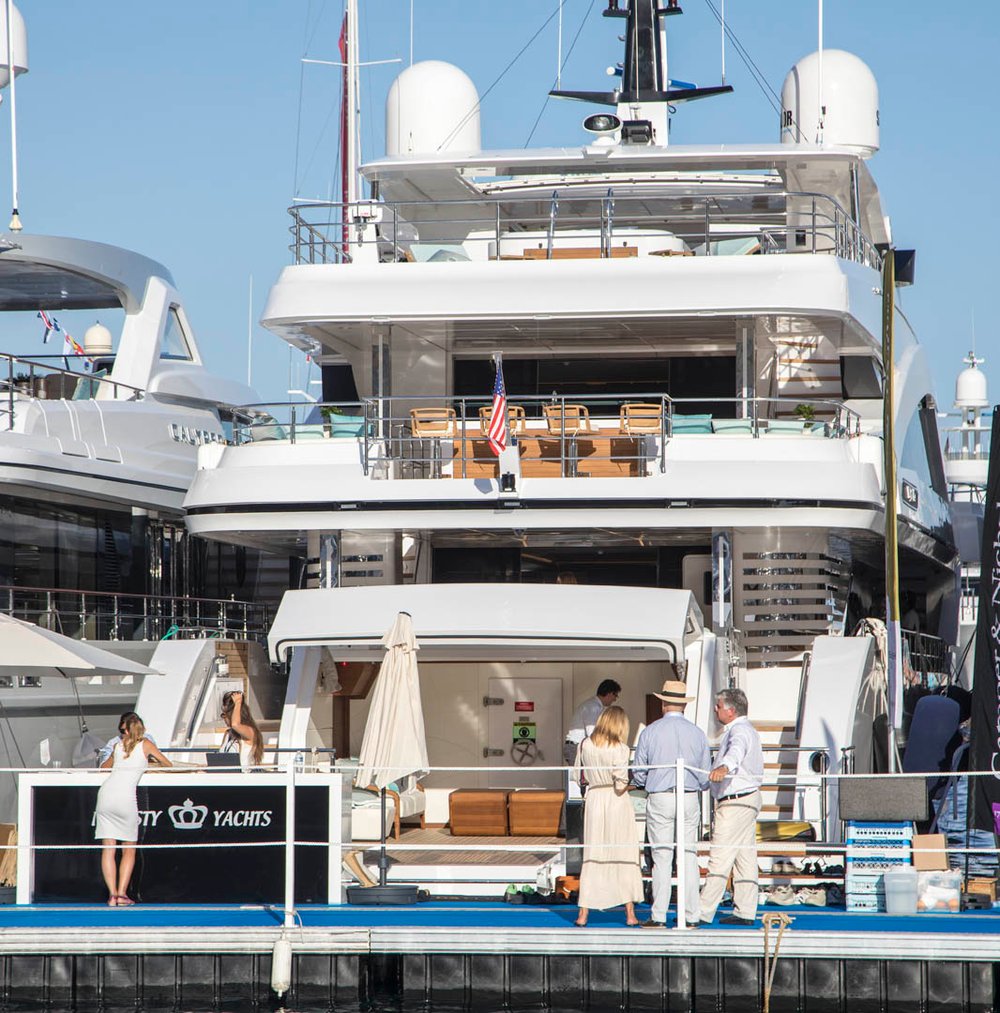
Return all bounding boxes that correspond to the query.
[95,713,172,906]
[574,705,644,926]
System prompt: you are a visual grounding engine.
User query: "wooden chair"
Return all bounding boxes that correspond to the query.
[543,403,593,436]
[619,402,664,435]
[409,407,458,439]
[478,404,526,438]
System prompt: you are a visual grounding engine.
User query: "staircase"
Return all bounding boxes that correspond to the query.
[769,332,843,418]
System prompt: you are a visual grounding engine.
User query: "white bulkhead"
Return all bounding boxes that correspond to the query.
[780,49,879,156]
[385,60,481,156]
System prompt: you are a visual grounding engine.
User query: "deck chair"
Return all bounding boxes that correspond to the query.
[543,403,593,436]
[619,402,664,435]
[478,404,526,438]
[409,407,458,438]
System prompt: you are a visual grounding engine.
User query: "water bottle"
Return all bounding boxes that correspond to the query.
[294,751,305,774]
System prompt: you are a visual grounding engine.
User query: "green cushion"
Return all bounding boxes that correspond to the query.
[765,419,806,434]
[671,413,713,434]
[712,418,754,434]
[809,421,829,437]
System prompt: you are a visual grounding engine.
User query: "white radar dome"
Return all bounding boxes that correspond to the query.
[83,322,113,356]
[386,61,481,157]
[955,359,988,409]
[780,50,878,156]
[0,2,27,91]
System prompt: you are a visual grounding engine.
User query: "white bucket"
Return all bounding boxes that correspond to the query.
[883,868,918,915]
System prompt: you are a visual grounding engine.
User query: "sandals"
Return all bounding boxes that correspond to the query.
[114,894,135,907]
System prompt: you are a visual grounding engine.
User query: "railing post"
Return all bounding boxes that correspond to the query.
[546,190,558,259]
[674,756,687,930]
[290,404,297,444]
[811,197,817,253]
[284,754,296,928]
[460,398,467,479]
[704,201,711,255]
[659,394,667,473]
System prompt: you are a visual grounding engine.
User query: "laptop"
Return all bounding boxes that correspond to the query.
[206,752,241,770]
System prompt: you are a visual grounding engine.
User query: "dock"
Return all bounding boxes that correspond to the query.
[0,902,997,1011]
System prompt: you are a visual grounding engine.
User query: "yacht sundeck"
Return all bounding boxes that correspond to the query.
[180,1,957,861]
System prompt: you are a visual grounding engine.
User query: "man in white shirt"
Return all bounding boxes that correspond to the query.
[563,679,621,764]
[697,687,764,926]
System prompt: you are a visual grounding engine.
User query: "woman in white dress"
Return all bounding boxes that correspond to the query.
[219,690,264,769]
[574,705,644,927]
[95,713,172,906]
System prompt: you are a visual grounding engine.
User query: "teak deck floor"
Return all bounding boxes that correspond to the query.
[384,826,562,866]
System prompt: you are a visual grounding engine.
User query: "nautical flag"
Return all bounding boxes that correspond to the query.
[970,407,1000,833]
[37,310,60,343]
[486,356,508,456]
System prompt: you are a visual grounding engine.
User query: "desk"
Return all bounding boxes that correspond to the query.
[17,771,347,905]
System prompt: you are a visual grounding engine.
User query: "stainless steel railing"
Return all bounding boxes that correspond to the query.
[230,393,864,481]
[0,584,271,642]
[289,188,882,271]
[0,353,145,432]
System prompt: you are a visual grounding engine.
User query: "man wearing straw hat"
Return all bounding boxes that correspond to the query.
[632,678,710,928]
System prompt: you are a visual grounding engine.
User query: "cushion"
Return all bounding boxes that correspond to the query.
[765,419,806,435]
[712,418,754,434]
[670,413,713,435]
[810,421,829,437]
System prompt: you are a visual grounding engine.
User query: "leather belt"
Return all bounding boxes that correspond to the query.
[720,789,759,801]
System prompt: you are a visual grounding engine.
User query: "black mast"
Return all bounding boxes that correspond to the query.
[550,0,732,107]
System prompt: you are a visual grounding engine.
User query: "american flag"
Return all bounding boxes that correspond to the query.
[486,356,508,456]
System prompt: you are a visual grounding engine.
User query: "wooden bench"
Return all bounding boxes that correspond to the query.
[449,789,510,836]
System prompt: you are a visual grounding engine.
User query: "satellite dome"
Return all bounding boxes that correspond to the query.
[386,61,480,157]
[0,3,27,90]
[780,50,878,156]
[83,322,113,356]
[955,355,988,410]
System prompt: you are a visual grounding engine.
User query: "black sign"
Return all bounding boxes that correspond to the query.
[33,784,330,905]
[901,480,919,509]
[970,408,1000,833]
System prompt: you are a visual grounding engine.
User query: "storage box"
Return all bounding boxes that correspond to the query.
[846,872,886,895]
[847,894,884,912]
[917,870,961,912]
[448,789,510,836]
[964,876,997,902]
[884,868,918,915]
[508,789,565,836]
[911,833,949,872]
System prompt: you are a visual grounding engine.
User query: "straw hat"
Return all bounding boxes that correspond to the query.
[653,679,694,704]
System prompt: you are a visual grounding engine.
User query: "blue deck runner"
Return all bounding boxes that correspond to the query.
[1,902,997,933]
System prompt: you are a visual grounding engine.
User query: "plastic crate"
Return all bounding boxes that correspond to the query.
[846,872,886,895]
[847,894,885,912]
[846,821,913,843]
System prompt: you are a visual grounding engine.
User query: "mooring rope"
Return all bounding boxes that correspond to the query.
[761,911,793,1013]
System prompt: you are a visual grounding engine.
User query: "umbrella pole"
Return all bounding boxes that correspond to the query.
[378,787,390,888]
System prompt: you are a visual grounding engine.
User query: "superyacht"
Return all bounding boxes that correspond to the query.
[181,0,957,845]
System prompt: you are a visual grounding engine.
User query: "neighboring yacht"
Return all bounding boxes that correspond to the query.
[181,0,957,841]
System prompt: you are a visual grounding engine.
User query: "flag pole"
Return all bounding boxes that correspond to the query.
[881,249,901,773]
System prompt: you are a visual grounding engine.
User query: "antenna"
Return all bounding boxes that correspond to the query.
[3,0,25,231]
[816,0,824,144]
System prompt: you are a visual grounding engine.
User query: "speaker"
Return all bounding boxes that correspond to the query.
[838,775,928,822]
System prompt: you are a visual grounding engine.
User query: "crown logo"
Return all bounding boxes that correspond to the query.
[168,798,208,831]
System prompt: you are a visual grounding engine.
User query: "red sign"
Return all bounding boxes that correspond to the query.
[514,701,534,712]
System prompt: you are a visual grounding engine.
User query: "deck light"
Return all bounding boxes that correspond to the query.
[583,113,621,134]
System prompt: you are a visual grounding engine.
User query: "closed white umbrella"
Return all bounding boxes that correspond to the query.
[355,611,428,790]
[0,613,160,679]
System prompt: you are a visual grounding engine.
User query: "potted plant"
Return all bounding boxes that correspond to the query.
[793,403,816,421]
[320,404,364,437]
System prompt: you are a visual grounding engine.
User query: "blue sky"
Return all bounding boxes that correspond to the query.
[0,1,995,415]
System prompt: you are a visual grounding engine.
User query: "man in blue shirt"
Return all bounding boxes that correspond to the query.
[632,679,710,927]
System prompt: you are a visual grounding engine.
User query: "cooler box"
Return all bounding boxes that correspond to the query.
[508,790,565,836]
[448,789,510,836]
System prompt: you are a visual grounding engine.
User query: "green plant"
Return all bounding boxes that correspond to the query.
[319,404,345,420]
[793,403,816,421]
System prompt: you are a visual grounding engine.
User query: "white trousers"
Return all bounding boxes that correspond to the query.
[644,791,702,923]
[699,790,761,922]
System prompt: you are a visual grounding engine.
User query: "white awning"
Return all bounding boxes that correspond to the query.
[268,583,703,664]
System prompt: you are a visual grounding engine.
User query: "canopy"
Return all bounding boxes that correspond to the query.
[0,614,161,678]
[268,583,702,663]
[355,612,429,790]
